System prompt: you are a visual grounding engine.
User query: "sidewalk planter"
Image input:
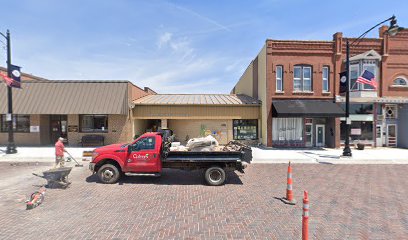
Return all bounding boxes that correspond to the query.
[356,143,365,150]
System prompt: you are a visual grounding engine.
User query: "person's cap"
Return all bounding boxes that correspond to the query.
[58,137,65,141]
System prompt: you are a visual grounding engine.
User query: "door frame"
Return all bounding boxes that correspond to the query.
[50,115,68,144]
[375,125,383,147]
[305,122,313,147]
[315,124,325,147]
[386,124,397,147]
[125,136,160,173]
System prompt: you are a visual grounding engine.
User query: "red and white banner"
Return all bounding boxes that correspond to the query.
[0,72,14,86]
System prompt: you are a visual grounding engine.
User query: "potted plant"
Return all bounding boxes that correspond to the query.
[356,140,365,150]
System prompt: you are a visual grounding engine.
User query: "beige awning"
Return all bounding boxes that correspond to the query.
[0,81,129,114]
[133,94,261,106]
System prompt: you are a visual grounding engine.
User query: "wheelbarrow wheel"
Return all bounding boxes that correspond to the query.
[97,164,120,184]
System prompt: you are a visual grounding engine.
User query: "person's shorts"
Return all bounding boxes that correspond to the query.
[55,156,65,166]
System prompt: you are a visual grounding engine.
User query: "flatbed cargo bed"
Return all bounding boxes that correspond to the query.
[164,151,243,162]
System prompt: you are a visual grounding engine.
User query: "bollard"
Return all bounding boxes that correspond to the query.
[282,161,296,205]
[302,191,309,240]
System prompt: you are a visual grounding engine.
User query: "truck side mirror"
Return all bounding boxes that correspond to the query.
[127,145,131,153]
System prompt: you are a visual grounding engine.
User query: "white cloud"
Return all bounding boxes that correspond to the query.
[157,32,173,48]
[169,3,231,32]
[156,31,196,62]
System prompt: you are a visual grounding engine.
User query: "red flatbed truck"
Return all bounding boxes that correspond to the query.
[89,132,251,186]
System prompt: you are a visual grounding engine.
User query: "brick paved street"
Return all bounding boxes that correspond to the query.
[1,162,408,239]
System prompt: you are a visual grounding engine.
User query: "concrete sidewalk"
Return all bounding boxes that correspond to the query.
[1,146,408,164]
[252,147,408,164]
[0,146,95,162]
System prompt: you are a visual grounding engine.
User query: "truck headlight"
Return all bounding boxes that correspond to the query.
[92,151,99,160]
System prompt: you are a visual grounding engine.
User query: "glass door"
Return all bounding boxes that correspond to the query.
[376,125,383,147]
[50,115,68,143]
[316,124,325,147]
[305,123,313,147]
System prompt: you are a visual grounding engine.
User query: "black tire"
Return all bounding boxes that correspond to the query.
[97,164,121,184]
[204,166,226,186]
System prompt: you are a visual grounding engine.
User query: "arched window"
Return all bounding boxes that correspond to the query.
[393,77,407,86]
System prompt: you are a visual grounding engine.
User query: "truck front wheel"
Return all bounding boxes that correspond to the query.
[97,164,121,184]
[204,166,226,186]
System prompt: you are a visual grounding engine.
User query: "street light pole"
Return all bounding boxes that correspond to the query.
[342,15,403,157]
[1,30,17,154]
[343,39,351,156]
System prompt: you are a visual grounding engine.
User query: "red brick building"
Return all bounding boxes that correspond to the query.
[232,26,408,148]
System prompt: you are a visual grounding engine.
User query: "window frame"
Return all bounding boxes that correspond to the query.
[350,60,379,91]
[79,114,109,133]
[392,77,408,87]
[350,63,360,91]
[276,65,283,92]
[0,114,30,133]
[385,105,398,119]
[362,62,377,90]
[131,137,156,152]
[322,66,329,92]
[293,65,313,92]
[233,119,258,140]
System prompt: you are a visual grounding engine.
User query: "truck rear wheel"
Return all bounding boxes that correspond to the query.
[97,164,120,184]
[204,166,226,186]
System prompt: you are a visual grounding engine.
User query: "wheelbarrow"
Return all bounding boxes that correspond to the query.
[33,167,72,188]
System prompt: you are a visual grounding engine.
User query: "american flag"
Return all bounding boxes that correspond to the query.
[0,72,14,86]
[356,70,377,89]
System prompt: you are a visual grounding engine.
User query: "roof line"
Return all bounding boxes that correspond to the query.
[133,103,261,106]
[266,39,334,43]
[21,80,131,83]
[134,93,244,96]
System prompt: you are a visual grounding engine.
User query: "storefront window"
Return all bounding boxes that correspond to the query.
[0,115,30,132]
[233,120,258,140]
[272,118,303,141]
[340,103,373,115]
[80,115,108,132]
[340,121,373,141]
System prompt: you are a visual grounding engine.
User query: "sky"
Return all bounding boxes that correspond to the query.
[1,0,407,93]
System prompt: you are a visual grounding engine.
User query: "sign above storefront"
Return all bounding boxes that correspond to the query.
[68,125,79,132]
[351,128,362,135]
[30,126,40,133]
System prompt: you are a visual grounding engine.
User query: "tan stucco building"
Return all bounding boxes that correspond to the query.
[131,94,260,145]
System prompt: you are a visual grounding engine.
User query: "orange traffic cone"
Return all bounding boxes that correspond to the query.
[282,161,296,205]
[302,191,309,240]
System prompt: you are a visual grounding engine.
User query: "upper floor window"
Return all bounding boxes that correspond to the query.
[362,62,376,90]
[293,65,312,92]
[276,66,283,92]
[322,66,329,92]
[393,77,407,86]
[348,48,380,91]
[350,61,378,91]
